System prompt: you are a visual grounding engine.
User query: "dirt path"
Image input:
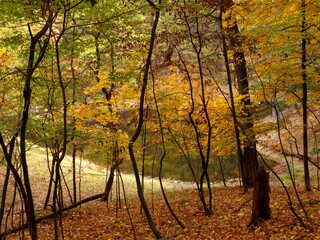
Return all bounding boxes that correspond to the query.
[257,144,319,186]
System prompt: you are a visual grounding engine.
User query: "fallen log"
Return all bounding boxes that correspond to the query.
[0,193,104,238]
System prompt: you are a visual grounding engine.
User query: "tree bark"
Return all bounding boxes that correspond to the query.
[152,70,185,228]
[43,154,55,209]
[222,0,259,187]
[219,8,248,193]
[72,145,77,203]
[127,1,162,238]
[229,26,258,187]
[18,9,54,239]
[301,0,310,191]
[93,32,122,202]
[248,166,271,227]
[0,166,10,232]
[101,163,117,201]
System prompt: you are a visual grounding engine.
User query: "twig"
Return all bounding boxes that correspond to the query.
[231,198,253,214]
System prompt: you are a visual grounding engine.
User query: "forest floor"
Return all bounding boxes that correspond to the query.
[5,185,320,240]
[2,145,320,239]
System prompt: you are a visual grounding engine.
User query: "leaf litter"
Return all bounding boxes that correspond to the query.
[6,185,320,239]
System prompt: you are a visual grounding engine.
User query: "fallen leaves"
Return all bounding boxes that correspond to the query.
[5,186,320,239]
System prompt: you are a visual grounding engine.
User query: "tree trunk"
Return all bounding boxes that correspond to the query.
[44,157,55,209]
[18,10,54,239]
[101,164,116,202]
[72,145,77,203]
[243,145,258,187]
[223,0,259,187]
[152,72,185,228]
[248,166,271,227]
[127,1,162,238]
[219,9,248,193]
[182,9,213,214]
[301,0,310,191]
[0,166,10,231]
[217,155,227,187]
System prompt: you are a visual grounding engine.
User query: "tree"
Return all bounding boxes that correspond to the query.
[248,166,271,227]
[301,0,310,191]
[128,0,163,238]
[221,0,259,188]
[218,6,248,193]
[0,1,55,238]
[1,0,319,238]
[230,0,319,190]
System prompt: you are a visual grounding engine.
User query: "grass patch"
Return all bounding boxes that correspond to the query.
[2,145,188,209]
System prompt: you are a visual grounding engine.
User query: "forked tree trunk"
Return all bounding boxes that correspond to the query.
[18,9,54,239]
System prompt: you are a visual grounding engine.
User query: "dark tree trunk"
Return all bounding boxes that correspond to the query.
[18,10,54,239]
[0,166,10,231]
[44,157,55,209]
[248,166,271,227]
[301,0,310,191]
[217,155,227,187]
[127,1,162,238]
[230,27,258,187]
[0,134,33,239]
[52,158,61,240]
[101,164,116,202]
[243,145,258,187]
[72,146,77,203]
[152,71,185,228]
[219,9,248,193]
[182,9,213,214]
[93,31,124,204]
[51,9,71,238]
[222,0,259,187]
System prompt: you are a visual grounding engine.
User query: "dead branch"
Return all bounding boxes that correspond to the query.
[0,193,104,238]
